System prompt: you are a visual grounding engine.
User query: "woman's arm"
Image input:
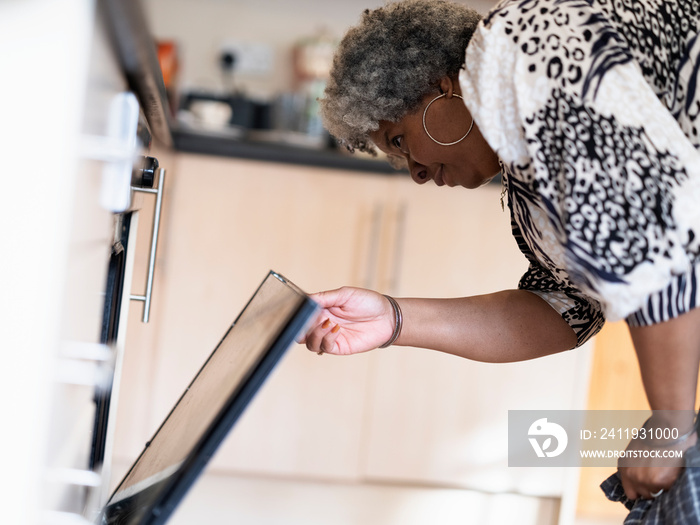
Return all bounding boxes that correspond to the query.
[396,290,577,362]
[629,308,700,413]
[617,308,700,500]
[303,287,577,362]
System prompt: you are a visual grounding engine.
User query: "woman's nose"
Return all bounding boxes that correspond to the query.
[409,159,429,185]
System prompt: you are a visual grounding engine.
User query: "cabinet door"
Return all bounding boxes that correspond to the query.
[576,324,700,519]
[145,154,392,480]
[363,179,592,496]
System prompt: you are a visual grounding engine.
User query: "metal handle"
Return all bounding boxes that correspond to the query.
[130,167,165,323]
[363,203,384,289]
[387,202,407,294]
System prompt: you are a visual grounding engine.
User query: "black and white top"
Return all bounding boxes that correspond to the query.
[460,0,700,346]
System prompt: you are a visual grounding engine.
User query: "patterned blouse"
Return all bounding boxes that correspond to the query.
[460,0,700,346]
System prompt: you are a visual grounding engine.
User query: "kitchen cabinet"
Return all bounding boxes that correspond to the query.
[112,152,394,481]
[575,322,646,521]
[113,152,592,525]
[363,177,592,501]
[576,322,700,520]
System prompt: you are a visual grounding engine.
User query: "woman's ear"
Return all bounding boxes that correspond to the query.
[438,75,461,98]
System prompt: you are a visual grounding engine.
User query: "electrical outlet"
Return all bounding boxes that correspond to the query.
[220,40,273,75]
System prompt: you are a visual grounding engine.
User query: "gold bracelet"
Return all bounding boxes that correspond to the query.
[379,295,402,348]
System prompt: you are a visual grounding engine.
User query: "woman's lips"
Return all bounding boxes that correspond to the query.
[434,165,445,186]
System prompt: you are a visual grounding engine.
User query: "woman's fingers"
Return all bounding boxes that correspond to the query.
[618,470,640,500]
[319,323,341,354]
[302,319,326,352]
[296,289,347,347]
[310,288,348,309]
[617,431,694,500]
[619,465,677,500]
[304,318,340,354]
[296,312,325,344]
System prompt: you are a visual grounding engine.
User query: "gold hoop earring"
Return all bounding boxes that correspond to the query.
[422,93,474,146]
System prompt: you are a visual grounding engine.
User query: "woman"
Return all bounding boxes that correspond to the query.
[301,0,700,516]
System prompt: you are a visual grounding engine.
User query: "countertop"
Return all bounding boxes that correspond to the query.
[172,129,401,174]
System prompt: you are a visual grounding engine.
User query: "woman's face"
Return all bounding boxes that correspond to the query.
[369,77,501,189]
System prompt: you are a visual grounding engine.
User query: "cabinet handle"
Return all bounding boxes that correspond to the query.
[130,168,165,323]
[363,203,384,289]
[387,202,407,295]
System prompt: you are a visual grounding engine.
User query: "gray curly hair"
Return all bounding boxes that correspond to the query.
[320,0,482,155]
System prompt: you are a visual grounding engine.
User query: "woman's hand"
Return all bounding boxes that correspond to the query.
[617,428,697,500]
[299,287,395,355]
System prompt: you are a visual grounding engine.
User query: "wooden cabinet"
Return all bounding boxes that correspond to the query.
[112,153,593,524]
[114,153,395,481]
[576,323,700,520]
[363,178,592,504]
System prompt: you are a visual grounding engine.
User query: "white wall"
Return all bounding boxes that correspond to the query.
[142,0,500,99]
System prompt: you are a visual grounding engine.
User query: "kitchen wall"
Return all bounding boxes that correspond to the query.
[142,0,500,101]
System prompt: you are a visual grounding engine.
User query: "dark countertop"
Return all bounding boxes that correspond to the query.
[173,129,403,174]
[101,0,404,175]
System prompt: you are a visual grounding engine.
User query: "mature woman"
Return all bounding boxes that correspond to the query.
[301,0,700,518]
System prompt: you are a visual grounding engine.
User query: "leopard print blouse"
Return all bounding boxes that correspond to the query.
[460,0,700,346]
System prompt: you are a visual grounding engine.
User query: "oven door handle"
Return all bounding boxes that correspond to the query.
[130,167,165,323]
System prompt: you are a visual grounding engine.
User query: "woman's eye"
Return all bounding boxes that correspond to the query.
[391,136,403,150]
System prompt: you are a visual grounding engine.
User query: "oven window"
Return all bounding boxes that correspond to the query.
[91,212,132,470]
